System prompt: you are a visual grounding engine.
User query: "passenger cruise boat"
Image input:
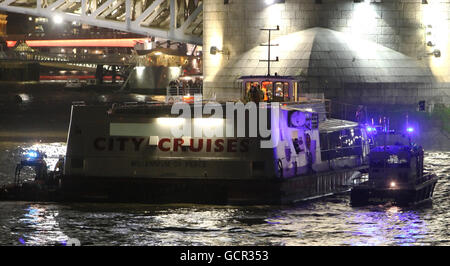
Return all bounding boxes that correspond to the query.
[1,75,371,204]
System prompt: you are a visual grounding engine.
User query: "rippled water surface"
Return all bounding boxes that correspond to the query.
[0,142,449,246]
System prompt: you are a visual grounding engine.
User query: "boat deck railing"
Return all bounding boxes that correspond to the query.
[320,146,365,161]
[416,173,438,185]
[166,86,202,96]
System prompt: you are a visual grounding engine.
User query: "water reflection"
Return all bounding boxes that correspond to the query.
[18,204,70,246]
[0,147,448,246]
[344,206,428,246]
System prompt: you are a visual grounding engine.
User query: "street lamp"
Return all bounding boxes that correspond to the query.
[53,14,63,24]
[210,46,229,57]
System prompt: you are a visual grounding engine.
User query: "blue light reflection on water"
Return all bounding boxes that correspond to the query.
[0,142,448,246]
[0,198,444,246]
[17,205,71,246]
[343,206,429,246]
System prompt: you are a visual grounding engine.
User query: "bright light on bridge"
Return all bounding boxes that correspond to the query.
[0,0,203,44]
[53,14,63,24]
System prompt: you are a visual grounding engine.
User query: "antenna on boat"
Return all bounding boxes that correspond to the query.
[260,25,280,76]
[406,113,413,145]
[383,116,387,152]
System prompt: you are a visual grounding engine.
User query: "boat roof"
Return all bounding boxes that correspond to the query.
[319,119,359,133]
[237,75,298,81]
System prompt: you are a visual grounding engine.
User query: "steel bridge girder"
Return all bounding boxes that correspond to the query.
[0,0,203,44]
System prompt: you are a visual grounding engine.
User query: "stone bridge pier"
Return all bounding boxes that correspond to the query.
[203,0,450,107]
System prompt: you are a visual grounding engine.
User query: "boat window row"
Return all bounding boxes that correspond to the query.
[370,155,410,168]
[242,79,299,102]
[320,128,365,161]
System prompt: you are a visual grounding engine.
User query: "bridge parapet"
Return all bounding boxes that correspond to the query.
[0,50,136,65]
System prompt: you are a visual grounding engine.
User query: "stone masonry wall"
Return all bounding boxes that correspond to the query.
[203,0,450,105]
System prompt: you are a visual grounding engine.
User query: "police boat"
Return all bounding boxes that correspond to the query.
[350,125,439,206]
[0,150,64,201]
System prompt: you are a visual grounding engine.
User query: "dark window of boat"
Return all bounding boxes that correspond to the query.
[320,132,329,150]
[321,128,363,161]
[320,132,330,160]
[370,157,410,168]
[311,113,319,129]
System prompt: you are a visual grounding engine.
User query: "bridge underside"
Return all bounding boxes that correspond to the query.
[0,0,203,44]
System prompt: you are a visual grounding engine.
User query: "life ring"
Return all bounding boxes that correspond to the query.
[277,159,283,178]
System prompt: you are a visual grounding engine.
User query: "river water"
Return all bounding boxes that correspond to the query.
[0,141,449,246]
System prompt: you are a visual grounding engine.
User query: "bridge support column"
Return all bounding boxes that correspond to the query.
[96,64,103,85]
[112,65,117,84]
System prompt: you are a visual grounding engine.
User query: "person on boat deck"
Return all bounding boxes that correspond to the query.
[34,159,48,184]
[54,156,64,172]
[305,133,315,174]
[246,85,254,102]
[355,105,365,124]
[248,84,264,103]
[266,88,273,102]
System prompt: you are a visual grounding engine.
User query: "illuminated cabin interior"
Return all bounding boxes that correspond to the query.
[238,75,300,102]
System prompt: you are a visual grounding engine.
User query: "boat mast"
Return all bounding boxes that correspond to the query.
[260,25,280,76]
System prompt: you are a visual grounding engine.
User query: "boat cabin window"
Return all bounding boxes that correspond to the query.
[320,132,329,150]
[329,131,342,149]
[320,128,364,161]
[273,82,290,102]
[373,133,410,147]
[294,82,299,101]
[387,155,409,165]
[262,81,290,102]
[274,82,283,97]
[340,129,362,147]
[245,82,260,97]
[370,155,410,168]
[261,81,273,101]
[240,76,298,102]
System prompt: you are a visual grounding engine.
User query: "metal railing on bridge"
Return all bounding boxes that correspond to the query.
[0,51,136,66]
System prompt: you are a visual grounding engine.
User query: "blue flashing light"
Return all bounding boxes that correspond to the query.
[366,126,375,133]
[407,127,414,133]
[26,151,38,158]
